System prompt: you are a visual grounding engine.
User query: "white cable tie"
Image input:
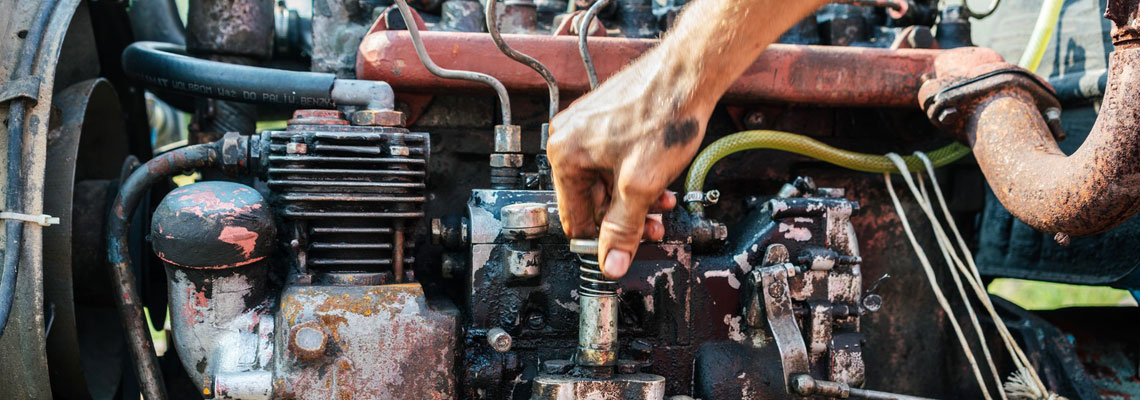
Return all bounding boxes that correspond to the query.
[0,211,60,226]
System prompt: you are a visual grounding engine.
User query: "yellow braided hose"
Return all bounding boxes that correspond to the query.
[683,130,970,210]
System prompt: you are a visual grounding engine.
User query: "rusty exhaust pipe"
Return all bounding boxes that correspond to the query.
[921,2,1140,238]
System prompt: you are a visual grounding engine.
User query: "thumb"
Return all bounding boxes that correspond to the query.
[598,184,652,280]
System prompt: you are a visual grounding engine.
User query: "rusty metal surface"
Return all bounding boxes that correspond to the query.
[185,0,274,59]
[273,283,459,399]
[357,30,959,107]
[923,43,1140,237]
[531,372,666,399]
[0,0,82,397]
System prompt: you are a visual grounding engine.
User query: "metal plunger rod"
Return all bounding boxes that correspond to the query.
[571,239,617,367]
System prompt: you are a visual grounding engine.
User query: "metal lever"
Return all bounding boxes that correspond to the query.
[791,374,939,400]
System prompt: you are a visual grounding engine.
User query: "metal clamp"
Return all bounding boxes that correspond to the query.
[682,190,720,206]
[0,211,59,226]
[0,76,42,104]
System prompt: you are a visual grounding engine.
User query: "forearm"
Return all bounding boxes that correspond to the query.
[645,0,831,116]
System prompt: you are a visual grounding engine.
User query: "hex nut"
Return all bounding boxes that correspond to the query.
[350,109,406,127]
[490,153,525,168]
[494,125,522,153]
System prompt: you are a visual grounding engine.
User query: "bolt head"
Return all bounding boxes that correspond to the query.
[768,281,786,298]
[861,294,883,313]
[937,107,959,124]
[1054,232,1071,246]
[487,327,513,352]
[288,322,327,360]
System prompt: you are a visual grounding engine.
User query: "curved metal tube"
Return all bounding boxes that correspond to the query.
[393,0,513,125]
[957,46,1140,237]
[578,0,612,90]
[485,0,559,120]
[108,143,227,400]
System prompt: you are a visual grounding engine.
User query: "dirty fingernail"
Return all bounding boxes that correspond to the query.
[604,249,630,279]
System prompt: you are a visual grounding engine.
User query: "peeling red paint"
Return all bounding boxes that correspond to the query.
[219,226,259,258]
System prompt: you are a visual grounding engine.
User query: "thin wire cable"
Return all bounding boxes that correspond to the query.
[393,0,513,125]
[915,173,1007,400]
[883,153,994,400]
[486,0,559,121]
[578,0,612,89]
[914,153,1053,397]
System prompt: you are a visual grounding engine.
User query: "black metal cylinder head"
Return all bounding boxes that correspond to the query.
[151,181,275,269]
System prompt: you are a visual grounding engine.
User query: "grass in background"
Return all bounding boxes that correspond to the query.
[989,278,1137,310]
[143,307,169,356]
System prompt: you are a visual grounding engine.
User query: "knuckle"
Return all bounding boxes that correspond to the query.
[617,179,658,199]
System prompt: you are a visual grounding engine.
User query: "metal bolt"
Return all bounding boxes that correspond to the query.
[790,374,817,396]
[768,281,786,299]
[704,190,720,204]
[525,312,546,330]
[487,327,513,352]
[743,111,765,129]
[1045,107,1062,123]
[861,294,883,313]
[431,218,443,245]
[712,222,728,241]
[288,322,327,360]
[1054,231,1071,246]
[937,107,958,124]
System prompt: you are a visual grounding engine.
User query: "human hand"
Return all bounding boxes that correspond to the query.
[547,51,710,279]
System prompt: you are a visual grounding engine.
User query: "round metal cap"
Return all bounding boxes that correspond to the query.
[569,238,599,255]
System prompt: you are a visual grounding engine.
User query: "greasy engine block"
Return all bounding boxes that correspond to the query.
[151,111,871,398]
[438,180,869,398]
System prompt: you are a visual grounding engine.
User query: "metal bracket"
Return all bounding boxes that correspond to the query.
[0,76,42,104]
[0,211,59,226]
[758,263,811,392]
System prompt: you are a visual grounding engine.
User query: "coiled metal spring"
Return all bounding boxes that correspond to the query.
[571,239,616,296]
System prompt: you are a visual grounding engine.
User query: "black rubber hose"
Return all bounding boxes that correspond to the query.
[108,143,224,400]
[122,41,337,107]
[0,0,56,340]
